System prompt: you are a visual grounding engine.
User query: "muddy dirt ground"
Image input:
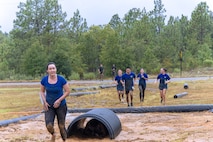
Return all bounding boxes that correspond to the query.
[0,111,213,142]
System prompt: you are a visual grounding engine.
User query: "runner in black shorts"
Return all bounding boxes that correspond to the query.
[155,68,170,105]
[122,67,136,107]
[114,69,124,102]
[112,64,116,80]
[98,64,104,81]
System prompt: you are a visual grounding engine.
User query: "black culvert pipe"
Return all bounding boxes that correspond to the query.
[72,87,88,92]
[99,84,116,89]
[67,108,121,139]
[184,83,188,89]
[0,114,41,127]
[174,92,188,99]
[69,91,100,97]
[68,104,213,113]
[72,86,99,92]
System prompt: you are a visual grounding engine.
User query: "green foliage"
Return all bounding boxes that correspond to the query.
[69,72,80,80]
[23,40,47,76]
[83,72,96,80]
[1,0,213,80]
[203,60,213,67]
[9,74,35,80]
[197,44,212,65]
[173,68,181,73]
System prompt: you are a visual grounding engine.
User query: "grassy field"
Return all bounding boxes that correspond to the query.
[0,79,213,120]
[67,79,213,108]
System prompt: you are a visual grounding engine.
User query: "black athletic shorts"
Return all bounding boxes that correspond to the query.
[159,84,168,90]
[125,89,133,94]
[117,85,124,91]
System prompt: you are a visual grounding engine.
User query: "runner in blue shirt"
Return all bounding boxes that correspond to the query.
[40,62,70,142]
[114,69,124,103]
[137,68,148,102]
[155,68,170,105]
[122,67,136,107]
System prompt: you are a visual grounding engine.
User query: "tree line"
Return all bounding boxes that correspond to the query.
[0,0,213,80]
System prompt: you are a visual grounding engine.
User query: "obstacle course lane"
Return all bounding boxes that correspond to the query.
[68,104,213,113]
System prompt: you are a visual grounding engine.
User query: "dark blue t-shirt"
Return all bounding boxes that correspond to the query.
[137,73,148,86]
[99,66,104,73]
[122,72,136,90]
[41,75,67,107]
[115,75,123,88]
[157,74,170,85]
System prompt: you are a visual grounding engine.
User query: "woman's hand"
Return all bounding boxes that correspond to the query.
[43,102,50,111]
[53,99,61,108]
[165,80,170,84]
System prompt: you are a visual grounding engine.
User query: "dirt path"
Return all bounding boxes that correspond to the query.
[0,111,213,142]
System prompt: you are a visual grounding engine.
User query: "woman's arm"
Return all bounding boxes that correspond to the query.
[155,74,160,83]
[154,78,158,84]
[40,85,49,111]
[114,78,118,85]
[143,74,148,80]
[137,74,140,80]
[53,83,70,108]
[165,75,171,84]
[165,77,171,84]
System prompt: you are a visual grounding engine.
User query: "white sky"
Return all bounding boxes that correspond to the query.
[0,0,213,33]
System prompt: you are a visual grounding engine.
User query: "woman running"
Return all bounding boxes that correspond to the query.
[114,69,124,102]
[156,68,170,105]
[40,62,70,142]
[137,68,148,102]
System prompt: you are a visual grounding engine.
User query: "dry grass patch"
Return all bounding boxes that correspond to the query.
[67,79,213,108]
[0,86,41,120]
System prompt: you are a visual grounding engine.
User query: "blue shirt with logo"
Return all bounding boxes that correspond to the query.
[41,75,67,107]
[122,72,136,91]
[157,73,170,90]
[157,74,170,84]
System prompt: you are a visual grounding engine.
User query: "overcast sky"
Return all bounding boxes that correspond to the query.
[0,0,213,33]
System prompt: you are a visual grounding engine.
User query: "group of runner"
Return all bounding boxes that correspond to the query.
[98,64,171,106]
[114,67,170,106]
